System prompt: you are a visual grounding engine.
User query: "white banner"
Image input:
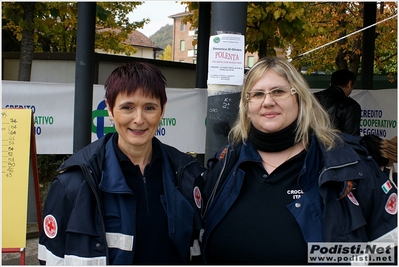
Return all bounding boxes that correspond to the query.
[2,81,207,154]
[312,89,397,140]
[1,81,397,154]
[351,89,397,138]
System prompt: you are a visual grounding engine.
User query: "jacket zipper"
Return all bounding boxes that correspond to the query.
[80,165,109,264]
[203,148,238,238]
[143,176,150,214]
[202,149,241,261]
[318,161,359,186]
[203,151,229,216]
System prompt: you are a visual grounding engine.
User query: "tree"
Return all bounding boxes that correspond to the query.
[95,2,148,56]
[279,2,397,77]
[150,24,172,47]
[159,44,172,61]
[290,2,396,76]
[182,2,397,77]
[372,2,397,77]
[150,24,173,58]
[2,18,21,52]
[2,2,36,81]
[2,2,149,80]
[182,2,311,58]
[245,2,310,58]
[18,2,35,81]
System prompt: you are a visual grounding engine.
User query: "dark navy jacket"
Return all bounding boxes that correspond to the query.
[201,134,397,262]
[38,133,205,265]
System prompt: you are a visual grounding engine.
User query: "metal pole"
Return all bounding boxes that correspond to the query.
[195,2,211,89]
[205,2,247,161]
[361,2,377,89]
[73,2,96,153]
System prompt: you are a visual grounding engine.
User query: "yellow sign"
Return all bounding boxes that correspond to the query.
[2,108,33,249]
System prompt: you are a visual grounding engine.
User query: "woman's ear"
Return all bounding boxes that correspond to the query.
[160,104,166,119]
[105,99,113,119]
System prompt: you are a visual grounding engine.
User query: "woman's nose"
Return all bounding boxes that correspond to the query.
[262,92,275,105]
[133,110,144,124]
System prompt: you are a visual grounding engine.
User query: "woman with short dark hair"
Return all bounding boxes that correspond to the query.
[39,61,205,265]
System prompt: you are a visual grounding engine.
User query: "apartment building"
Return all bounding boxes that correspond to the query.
[168,11,197,64]
[169,11,259,68]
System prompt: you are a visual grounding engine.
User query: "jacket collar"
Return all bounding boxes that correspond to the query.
[58,133,113,172]
[328,85,347,98]
[100,137,176,194]
[238,135,363,188]
[99,135,131,193]
[237,141,262,163]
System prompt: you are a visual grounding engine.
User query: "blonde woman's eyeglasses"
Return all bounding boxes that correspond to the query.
[246,87,297,103]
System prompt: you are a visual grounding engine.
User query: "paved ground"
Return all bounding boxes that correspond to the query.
[2,224,39,265]
[2,238,39,265]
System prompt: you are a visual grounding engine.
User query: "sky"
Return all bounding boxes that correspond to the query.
[128,1,187,37]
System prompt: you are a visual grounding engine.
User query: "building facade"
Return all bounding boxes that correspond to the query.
[169,12,197,64]
[169,11,259,68]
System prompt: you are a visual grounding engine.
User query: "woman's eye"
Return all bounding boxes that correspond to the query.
[253,92,265,98]
[271,89,285,95]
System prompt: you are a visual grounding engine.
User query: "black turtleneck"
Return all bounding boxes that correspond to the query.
[249,119,298,152]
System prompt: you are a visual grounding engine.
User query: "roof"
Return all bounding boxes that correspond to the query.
[168,11,191,19]
[124,30,161,50]
[97,28,162,51]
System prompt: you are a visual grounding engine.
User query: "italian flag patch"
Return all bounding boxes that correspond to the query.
[381,180,393,194]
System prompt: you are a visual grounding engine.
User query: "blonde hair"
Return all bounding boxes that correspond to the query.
[229,57,341,150]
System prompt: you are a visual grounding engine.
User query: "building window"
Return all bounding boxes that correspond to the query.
[248,56,255,68]
[180,21,186,31]
[180,40,185,51]
[193,58,197,64]
[194,44,198,55]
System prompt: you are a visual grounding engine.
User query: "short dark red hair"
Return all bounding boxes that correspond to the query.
[105,61,167,111]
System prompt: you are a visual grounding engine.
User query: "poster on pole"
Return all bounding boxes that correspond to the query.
[207,34,245,85]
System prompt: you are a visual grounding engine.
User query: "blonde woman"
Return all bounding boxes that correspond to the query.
[200,57,397,264]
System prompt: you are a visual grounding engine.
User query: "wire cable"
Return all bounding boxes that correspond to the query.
[288,14,398,62]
